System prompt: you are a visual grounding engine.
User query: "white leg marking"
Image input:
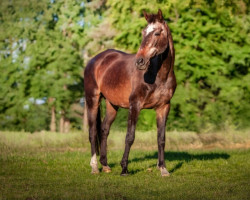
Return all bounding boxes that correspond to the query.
[90,153,99,174]
[90,153,97,167]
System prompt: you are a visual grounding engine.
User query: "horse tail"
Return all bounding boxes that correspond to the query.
[95,106,102,155]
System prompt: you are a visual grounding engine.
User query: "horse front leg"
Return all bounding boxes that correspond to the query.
[120,103,140,176]
[156,103,171,176]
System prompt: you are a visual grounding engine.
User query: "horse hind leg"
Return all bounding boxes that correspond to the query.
[100,100,118,173]
[86,93,101,174]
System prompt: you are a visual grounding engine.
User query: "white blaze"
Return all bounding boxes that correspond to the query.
[146,24,156,35]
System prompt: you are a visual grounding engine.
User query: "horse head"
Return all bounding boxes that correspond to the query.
[135,9,174,70]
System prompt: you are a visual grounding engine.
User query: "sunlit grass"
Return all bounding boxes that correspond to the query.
[0,130,250,199]
[1,129,249,153]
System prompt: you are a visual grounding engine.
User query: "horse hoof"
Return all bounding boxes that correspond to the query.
[91,167,100,174]
[120,168,129,176]
[120,172,129,176]
[159,167,170,177]
[102,165,112,173]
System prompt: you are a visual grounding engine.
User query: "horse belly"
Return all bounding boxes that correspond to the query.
[101,85,130,108]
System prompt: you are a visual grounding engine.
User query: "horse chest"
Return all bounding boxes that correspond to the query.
[141,82,175,108]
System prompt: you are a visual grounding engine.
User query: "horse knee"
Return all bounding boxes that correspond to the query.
[101,126,109,138]
[89,132,96,144]
[126,135,135,146]
[158,140,165,147]
[158,135,165,146]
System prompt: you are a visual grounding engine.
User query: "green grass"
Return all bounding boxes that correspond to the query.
[0,130,250,200]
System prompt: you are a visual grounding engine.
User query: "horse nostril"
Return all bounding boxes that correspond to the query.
[136,58,145,66]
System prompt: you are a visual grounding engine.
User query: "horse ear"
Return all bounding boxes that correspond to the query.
[158,9,163,22]
[143,10,149,22]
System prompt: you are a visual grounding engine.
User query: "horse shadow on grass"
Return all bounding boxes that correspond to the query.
[109,151,230,175]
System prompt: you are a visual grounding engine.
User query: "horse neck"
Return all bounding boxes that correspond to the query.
[157,46,173,81]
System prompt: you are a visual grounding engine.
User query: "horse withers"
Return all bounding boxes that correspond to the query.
[84,9,177,176]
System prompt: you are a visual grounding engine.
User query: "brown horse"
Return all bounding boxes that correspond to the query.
[84,9,176,176]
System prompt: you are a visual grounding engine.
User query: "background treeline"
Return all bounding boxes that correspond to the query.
[0,0,249,133]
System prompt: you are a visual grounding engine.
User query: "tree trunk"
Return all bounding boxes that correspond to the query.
[50,105,56,132]
[60,111,65,133]
[49,97,56,132]
[83,104,88,133]
[64,119,70,133]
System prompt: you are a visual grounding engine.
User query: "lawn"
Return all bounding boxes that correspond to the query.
[0,130,250,200]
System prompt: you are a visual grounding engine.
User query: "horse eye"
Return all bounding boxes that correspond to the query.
[154,32,161,36]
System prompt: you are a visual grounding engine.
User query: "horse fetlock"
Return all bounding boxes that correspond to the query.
[90,164,99,174]
[157,160,165,167]
[121,167,129,176]
[99,155,107,166]
[91,166,100,174]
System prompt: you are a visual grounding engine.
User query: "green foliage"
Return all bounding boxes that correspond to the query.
[23,104,50,132]
[0,0,104,131]
[0,0,249,132]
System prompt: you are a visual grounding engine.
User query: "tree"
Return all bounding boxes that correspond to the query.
[0,0,48,131]
[0,0,84,132]
[1,0,249,132]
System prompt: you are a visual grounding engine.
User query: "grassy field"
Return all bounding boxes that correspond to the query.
[0,130,250,200]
